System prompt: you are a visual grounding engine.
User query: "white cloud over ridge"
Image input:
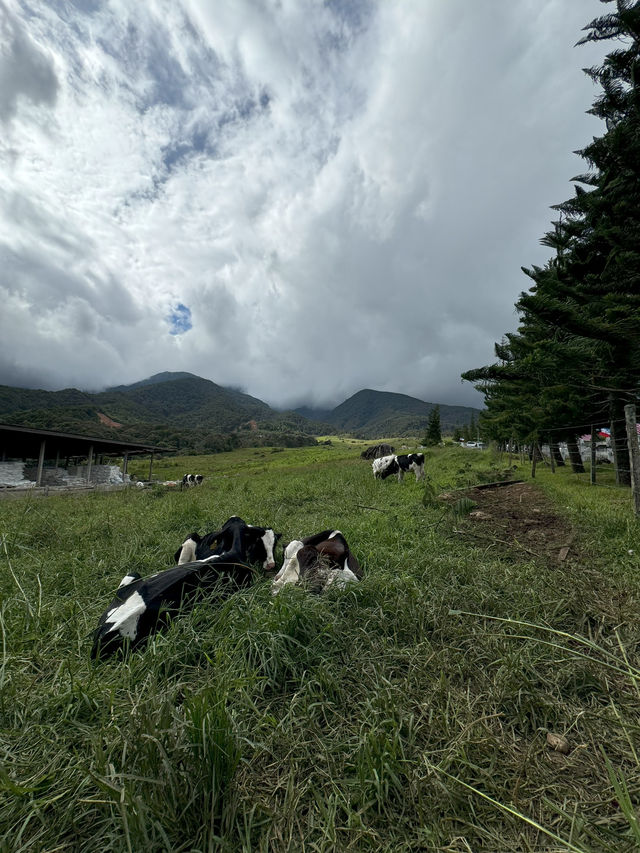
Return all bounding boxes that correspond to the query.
[0,0,608,408]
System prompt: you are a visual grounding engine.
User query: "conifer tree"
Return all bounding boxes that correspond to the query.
[424,405,441,445]
[463,1,640,482]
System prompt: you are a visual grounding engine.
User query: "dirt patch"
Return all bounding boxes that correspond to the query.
[97,412,122,428]
[443,481,576,564]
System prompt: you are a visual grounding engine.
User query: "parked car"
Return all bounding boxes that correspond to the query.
[465,441,476,447]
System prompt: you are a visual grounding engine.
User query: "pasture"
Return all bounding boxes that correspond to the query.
[2,443,640,852]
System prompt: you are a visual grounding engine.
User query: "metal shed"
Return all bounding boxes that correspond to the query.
[0,423,173,486]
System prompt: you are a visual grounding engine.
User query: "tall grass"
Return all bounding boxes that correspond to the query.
[1,443,639,851]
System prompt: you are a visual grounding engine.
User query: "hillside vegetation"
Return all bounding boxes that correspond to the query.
[2,444,639,851]
[0,374,480,452]
[297,389,480,438]
[0,374,326,454]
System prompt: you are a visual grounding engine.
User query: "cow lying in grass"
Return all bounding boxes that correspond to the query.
[174,521,280,570]
[372,452,425,482]
[92,516,279,659]
[272,529,362,595]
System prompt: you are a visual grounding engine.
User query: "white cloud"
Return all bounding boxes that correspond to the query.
[0,0,609,409]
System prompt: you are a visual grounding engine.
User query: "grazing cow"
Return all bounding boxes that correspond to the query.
[372,453,425,482]
[174,519,280,570]
[92,517,273,659]
[272,529,362,595]
[181,474,203,488]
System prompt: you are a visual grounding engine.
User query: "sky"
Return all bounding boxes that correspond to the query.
[0,0,610,410]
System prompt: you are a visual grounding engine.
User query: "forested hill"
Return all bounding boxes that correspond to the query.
[0,373,480,449]
[296,389,481,438]
[0,373,328,454]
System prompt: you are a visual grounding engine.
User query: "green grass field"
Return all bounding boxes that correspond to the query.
[2,443,640,852]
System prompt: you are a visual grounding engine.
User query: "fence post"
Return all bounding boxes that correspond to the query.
[624,404,640,517]
[590,424,596,485]
[549,436,555,473]
[531,441,541,479]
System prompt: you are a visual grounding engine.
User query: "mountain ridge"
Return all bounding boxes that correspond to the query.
[296,388,480,438]
[0,372,481,447]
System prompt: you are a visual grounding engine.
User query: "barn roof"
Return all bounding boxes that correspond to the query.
[0,423,174,459]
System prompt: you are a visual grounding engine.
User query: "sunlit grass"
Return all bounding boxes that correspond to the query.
[1,443,639,851]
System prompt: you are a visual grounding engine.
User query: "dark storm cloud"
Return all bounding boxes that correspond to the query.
[0,0,611,409]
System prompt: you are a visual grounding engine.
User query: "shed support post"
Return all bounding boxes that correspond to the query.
[36,440,46,487]
[122,452,129,483]
[148,452,154,483]
[54,449,60,469]
[86,444,94,485]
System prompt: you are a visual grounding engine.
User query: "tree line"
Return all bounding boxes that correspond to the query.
[462,1,640,485]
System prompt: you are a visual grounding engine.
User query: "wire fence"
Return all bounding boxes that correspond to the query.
[496,407,640,514]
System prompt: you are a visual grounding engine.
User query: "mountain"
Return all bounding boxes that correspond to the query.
[94,374,272,430]
[0,385,94,415]
[0,373,325,453]
[106,371,198,392]
[295,405,334,423]
[296,389,480,438]
[0,374,480,450]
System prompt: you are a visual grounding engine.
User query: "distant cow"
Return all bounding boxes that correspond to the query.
[174,519,280,571]
[372,453,425,482]
[272,529,362,595]
[92,516,275,658]
[181,474,204,488]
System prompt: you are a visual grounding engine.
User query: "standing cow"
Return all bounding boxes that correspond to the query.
[182,474,204,488]
[372,453,425,482]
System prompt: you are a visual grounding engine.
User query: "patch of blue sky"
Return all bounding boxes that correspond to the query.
[167,303,192,335]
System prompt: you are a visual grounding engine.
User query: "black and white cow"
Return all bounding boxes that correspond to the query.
[174,520,280,571]
[181,473,204,488]
[92,517,275,659]
[271,529,362,595]
[372,453,425,482]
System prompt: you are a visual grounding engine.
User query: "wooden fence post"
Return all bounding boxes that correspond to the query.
[624,404,640,517]
[590,424,596,485]
[531,442,540,479]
